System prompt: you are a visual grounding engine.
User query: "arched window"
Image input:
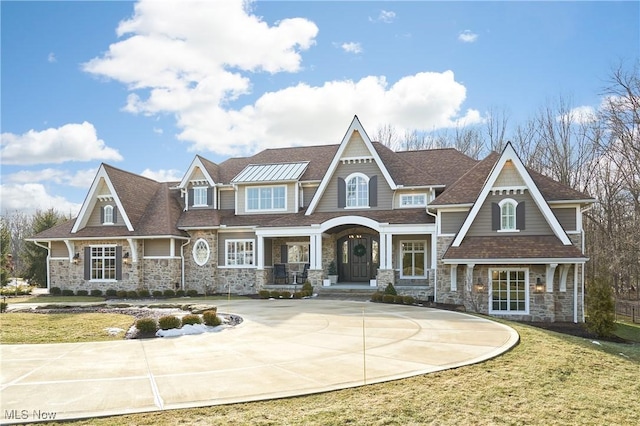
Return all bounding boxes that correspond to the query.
[499,199,517,231]
[346,173,369,207]
[192,239,210,266]
[103,205,114,224]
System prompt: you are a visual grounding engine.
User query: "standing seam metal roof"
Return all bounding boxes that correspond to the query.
[231,162,309,183]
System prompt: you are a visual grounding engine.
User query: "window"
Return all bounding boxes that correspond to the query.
[192,239,210,266]
[91,246,117,280]
[193,187,208,206]
[246,186,286,211]
[499,199,517,231]
[226,239,254,267]
[401,241,427,277]
[287,243,309,264]
[489,269,528,314]
[346,173,369,207]
[103,205,114,224]
[400,194,426,207]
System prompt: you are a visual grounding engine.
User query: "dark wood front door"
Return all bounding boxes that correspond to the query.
[338,234,379,282]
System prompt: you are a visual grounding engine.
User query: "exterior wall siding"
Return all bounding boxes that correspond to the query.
[219,189,235,210]
[87,201,123,227]
[552,207,578,232]
[343,132,370,157]
[143,238,171,257]
[493,161,525,187]
[440,211,468,235]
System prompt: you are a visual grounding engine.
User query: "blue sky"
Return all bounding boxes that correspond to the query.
[1,0,638,216]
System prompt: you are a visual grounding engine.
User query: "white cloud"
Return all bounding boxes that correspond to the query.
[369,10,396,23]
[7,168,98,189]
[140,168,183,182]
[152,127,163,134]
[48,52,56,63]
[458,30,478,43]
[83,0,479,157]
[557,105,598,124]
[0,122,123,165]
[0,184,81,216]
[340,42,363,54]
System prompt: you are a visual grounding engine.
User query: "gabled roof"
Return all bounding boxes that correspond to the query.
[177,155,218,188]
[449,143,574,247]
[305,115,398,215]
[397,148,479,187]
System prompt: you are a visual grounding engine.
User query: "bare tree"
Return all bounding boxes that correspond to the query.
[485,106,511,153]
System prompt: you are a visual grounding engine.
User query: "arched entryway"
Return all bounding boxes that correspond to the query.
[337,233,379,282]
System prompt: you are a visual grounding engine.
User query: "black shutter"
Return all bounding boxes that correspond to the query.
[281,245,288,263]
[188,189,194,207]
[491,203,500,231]
[84,247,91,280]
[338,178,346,208]
[116,246,122,281]
[207,187,213,206]
[100,206,104,224]
[369,175,377,207]
[113,208,118,224]
[516,202,526,230]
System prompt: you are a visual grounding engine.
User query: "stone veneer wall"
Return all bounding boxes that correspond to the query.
[140,258,181,293]
[183,230,217,294]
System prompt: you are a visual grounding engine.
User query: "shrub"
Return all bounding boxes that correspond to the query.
[270,290,281,298]
[181,314,202,326]
[76,290,89,297]
[90,289,103,297]
[0,302,7,313]
[394,295,405,304]
[136,317,158,334]
[403,295,415,305]
[163,289,176,298]
[50,287,62,296]
[61,289,74,296]
[259,290,271,299]
[127,290,138,299]
[301,281,313,297]
[152,290,163,298]
[138,289,150,298]
[116,290,127,299]
[292,292,302,299]
[186,289,199,297]
[105,289,117,297]
[384,283,397,296]
[158,315,181,330]
[382,294,395,304]
[371,292,383,302]
[176,290,185,297]
[280,291,291,299]
[203,310,221,326]
[586,275,616,338]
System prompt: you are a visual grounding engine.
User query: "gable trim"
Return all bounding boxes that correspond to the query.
[452,143,572,247]
[178,156,216,189]
[71,165,134,233]
[305,116,397,215]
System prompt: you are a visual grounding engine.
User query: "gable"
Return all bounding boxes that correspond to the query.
[452,143,572,247]
[178,156,216,189]
[494,161,525,187]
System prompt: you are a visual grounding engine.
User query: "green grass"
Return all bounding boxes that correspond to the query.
[0,313,135,344]
[38,321,639,426]
[9,295,105,304]
[615,320,640,342]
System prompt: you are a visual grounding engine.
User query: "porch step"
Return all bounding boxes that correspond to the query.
[316,284,377,301]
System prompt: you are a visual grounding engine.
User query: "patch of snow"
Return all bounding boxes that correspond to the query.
[591,340,601,345]
[618,353,630,358]
[155,323,228,338]
[104,327,124,335]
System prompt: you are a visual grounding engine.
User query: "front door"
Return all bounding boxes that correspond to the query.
[338,234,379,282]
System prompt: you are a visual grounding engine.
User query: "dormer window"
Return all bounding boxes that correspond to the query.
[400,193,426,207]
[193,187,208,207]
[102,205,116,225]
[246,186,286,212]
[346,173,369,208]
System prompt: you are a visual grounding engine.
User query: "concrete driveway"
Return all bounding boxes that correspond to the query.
[0,299,518,424]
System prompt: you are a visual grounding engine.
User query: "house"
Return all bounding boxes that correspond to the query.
[30,116,595,322]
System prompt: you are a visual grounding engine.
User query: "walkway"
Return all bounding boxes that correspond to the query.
[0,300,519,424]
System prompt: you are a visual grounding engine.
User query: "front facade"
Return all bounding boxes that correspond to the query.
[31,116,594,322]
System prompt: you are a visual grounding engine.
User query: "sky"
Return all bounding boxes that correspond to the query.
[1,0,638,216]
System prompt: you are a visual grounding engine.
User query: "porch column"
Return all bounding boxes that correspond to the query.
[310,232,322,270]
[379,232,392,269]
[256,235,264,269]
[465,263,475,292]
[559,264,570,292]
[450,264,458,291]
[546,263,558,293]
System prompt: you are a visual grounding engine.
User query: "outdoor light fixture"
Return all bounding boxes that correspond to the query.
[123,252,130,264]
[475,277,484,291]
[535,277,545,293]
[73,253,80,265]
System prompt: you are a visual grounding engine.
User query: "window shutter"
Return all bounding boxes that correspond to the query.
[113,208,118,224]
[492,203,500,230]
[116,246,123,281]
[338,178,346,208]
[207,187,213,206]
[100,206,104,224]
[281,245,288,263]
[188,189,194,207]
[516,202,526,230]
[369,175,377,207]
[84,247,91,280]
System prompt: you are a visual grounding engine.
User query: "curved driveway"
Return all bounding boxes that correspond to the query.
[0,299,518,424]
